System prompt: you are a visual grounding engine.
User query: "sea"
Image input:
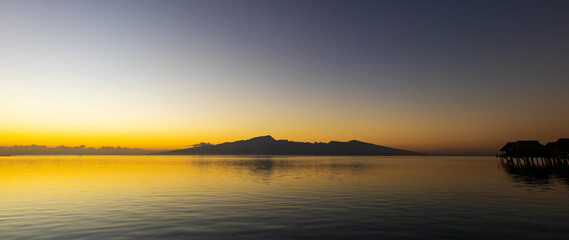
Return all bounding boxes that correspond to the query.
[1,156,568,239]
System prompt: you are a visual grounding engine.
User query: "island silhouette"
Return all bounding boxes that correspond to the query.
[155,135,422,156]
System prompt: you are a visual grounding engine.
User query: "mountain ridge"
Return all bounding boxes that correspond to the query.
[155,135,423,156]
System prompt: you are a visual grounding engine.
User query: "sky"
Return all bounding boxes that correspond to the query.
[1,0,568,155]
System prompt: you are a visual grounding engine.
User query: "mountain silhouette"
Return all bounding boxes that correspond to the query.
[155,135,422,156]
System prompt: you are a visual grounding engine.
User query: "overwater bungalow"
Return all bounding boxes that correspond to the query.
[499,140,546,158]
[499,138,569,165]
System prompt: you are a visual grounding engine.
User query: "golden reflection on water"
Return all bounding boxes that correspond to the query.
[1,156,381,197]
[0,155,525,209]
[0,156,483,194]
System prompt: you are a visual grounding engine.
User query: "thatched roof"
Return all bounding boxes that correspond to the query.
[500,142,515,152]
[546,138,569,151]
[508,140,545,152]
[501,138,569,158]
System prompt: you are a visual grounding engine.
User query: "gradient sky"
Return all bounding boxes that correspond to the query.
[1,0,568,154]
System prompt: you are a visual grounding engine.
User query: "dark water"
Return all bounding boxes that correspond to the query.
[1,156,568,239]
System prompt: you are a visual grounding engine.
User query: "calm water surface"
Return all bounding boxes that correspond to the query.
[1,156,568,239]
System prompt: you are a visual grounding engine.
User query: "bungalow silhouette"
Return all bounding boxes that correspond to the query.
[499,142,515,155]
[499,138,569,160]
[545,138,569,158]
[499,140,546,158]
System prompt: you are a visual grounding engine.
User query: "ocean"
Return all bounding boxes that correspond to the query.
[1,156,568,239]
